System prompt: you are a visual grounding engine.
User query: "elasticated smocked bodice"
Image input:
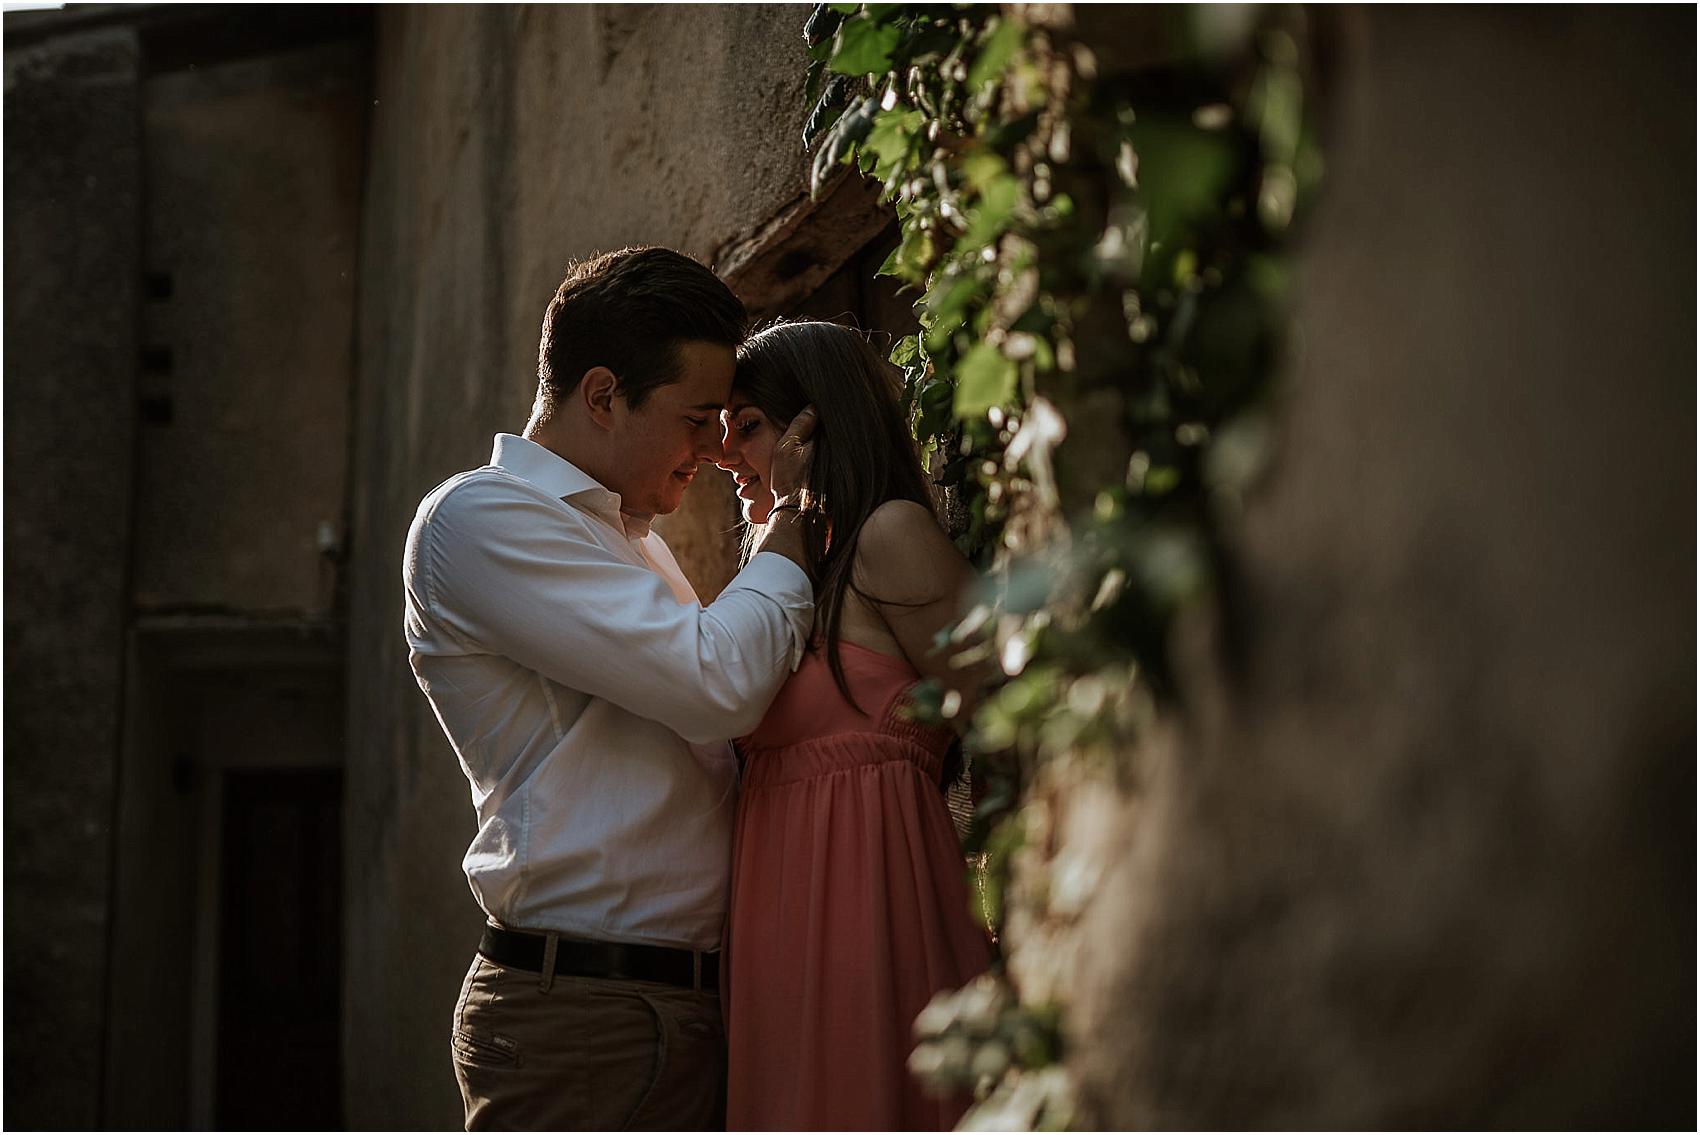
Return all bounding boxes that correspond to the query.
[736,637,953,788]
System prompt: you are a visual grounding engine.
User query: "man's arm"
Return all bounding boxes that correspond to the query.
[408,480,812,744]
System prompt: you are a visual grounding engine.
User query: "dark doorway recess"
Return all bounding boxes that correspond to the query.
[216,768,344,1130]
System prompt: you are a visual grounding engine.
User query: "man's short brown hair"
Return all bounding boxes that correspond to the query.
[536,247,747,412]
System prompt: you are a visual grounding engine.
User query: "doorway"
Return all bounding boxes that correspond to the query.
[104,629,345,1128]
[216,766,342,1128]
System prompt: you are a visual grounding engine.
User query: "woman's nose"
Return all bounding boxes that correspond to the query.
[716,427,741,470]
[697,429,726,464]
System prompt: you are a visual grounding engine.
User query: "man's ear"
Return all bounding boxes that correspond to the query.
[580,367,620,430]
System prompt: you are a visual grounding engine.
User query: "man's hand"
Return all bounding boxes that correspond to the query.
[767,406,818,503]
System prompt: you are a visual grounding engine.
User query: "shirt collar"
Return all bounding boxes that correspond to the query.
[490,434,651,538]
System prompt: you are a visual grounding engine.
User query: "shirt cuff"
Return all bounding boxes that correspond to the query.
[728,551,815,671]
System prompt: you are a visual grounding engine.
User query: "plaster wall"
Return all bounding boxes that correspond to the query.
[2,28,142,1130]
[133,42,364,616]
[345,7,810,1125]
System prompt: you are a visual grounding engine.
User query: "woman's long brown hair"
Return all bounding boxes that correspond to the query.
[734,320,937,709]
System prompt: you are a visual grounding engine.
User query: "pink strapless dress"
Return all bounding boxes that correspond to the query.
[724,640,992,1131]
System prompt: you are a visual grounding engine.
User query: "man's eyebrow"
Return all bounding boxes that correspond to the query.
[687,401,726,411]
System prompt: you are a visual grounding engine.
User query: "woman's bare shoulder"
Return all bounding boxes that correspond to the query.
[853,498,963,604]
[861,498,943,542]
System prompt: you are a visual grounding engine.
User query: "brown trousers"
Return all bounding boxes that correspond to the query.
[451,952,726,1131]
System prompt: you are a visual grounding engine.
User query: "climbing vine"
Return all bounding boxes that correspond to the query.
[804,4,1321,1126]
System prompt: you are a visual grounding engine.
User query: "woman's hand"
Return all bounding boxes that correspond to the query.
[767,406,818,503]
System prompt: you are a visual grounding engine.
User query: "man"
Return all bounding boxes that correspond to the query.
[403,247,817,1130]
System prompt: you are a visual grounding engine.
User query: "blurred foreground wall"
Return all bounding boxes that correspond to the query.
[1041,8,1694,1127]
[345,6,812,1126]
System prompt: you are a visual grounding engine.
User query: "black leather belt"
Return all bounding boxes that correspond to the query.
[479,925,718,992]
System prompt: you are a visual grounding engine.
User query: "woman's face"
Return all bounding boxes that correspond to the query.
[717,398,783,524]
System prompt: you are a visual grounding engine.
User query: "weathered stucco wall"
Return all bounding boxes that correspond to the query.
[345,6,810,1125]
[2,28,142,1131]
[1053,8,1693,1127]
[134,43,363,617]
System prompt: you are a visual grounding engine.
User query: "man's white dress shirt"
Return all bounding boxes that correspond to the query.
[404,434,812,951]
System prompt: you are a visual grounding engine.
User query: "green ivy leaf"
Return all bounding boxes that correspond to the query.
[878,225,934,280]
[829,18,901,75]
[802,74,851,146]
[804,3,845,46]
[864,107,924,181]
[960,150,1008,190]
[954,342,1017,418]
[1142,465,1181,495]
[917,386,956,441]
[966,16,1025,90]
[955,173,1021,256]
[1129,115,1239,276]
[924,271,985,349]
[810,95,878,194]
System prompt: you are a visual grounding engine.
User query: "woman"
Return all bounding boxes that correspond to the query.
[717,320,993,1131]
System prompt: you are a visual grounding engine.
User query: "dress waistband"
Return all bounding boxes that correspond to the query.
[740,730,946,789]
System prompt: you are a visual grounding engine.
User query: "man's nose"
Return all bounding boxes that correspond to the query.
[697,428,726,464]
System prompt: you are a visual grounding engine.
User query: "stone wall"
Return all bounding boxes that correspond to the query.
[344,7,811,1125]
[2,28,142,1131]
[1057,8,1693,1127]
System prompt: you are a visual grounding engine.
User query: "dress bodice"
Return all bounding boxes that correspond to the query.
[737,639,952,788]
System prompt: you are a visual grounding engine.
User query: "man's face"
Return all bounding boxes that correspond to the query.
[605,340,735,519]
